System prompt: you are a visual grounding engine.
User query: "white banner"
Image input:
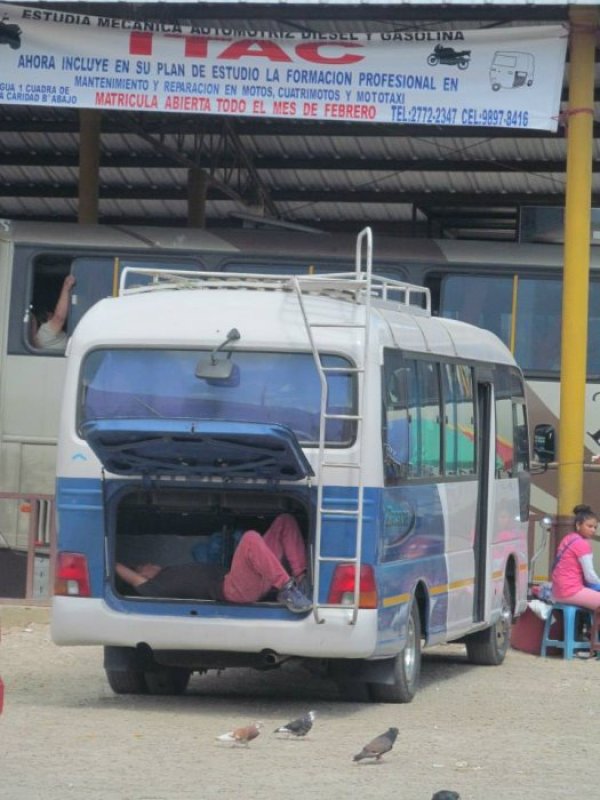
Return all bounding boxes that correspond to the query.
[0,5,568,131]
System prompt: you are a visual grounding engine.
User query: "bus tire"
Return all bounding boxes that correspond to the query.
[105,668,148,695]
[465,579,512,666]
[144,667,191,695]
[370,602,421,704]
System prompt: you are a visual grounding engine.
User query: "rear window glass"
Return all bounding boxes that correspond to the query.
[79,348,357,447]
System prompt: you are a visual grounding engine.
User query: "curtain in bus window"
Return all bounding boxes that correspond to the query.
[513,402,529,472]
[495,396,514,478]
[417,361,441,476]
[406,360,421,477]
[442,363,475,475]
[514,278,562,372]
[455,364,476,474]
[494,365,514,478]
[383,354,412,482]
[443,364,458,475]
[440,275,513,348]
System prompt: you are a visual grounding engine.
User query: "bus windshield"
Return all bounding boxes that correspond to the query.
[79,348,356,446]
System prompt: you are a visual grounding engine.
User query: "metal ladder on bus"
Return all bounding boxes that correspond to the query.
[291,226,373,625]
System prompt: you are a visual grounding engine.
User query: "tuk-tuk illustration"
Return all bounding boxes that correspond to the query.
[490,51,535,91]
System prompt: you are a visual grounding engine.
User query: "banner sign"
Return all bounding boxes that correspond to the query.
[0,5,568,131]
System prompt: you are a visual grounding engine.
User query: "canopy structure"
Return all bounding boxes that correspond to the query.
[0,1,587,241]
[0,0,598,553]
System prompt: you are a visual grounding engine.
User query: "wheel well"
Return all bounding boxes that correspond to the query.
[414,581,429,640]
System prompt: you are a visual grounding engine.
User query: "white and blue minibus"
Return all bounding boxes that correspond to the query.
[51,228,529,702]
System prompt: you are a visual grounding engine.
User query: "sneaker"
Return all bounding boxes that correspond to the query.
[295,573,312,598]
[277,579,313,614]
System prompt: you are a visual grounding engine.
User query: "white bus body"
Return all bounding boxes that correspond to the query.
[51,229,529,702]
[0,219,593,596]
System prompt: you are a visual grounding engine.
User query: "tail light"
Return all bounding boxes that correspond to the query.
[54,552,91,597]
[327,564,377,608]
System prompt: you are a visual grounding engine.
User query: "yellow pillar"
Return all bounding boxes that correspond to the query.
[556,7,598,547]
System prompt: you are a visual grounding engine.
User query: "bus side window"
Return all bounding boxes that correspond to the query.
[514,278,562,372]
[28,256,74,354]
[444,363,476,475]
[587,283,600,376]
[383,354,442,482]
[439,274,513,348]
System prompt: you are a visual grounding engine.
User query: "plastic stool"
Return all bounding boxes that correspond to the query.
[589,609,600,657]
[540,603,592,659]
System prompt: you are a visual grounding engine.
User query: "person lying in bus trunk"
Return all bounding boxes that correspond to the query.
[115,513,312,614]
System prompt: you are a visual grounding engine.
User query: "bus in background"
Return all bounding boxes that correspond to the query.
[0,218,596,595]
[51,228,529,702]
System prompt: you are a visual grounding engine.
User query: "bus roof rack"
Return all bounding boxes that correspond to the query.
[118,267,431,315]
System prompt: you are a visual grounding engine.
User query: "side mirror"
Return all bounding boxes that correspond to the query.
[533,423,555,464]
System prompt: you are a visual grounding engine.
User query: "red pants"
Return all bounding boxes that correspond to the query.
[222,513,306,603]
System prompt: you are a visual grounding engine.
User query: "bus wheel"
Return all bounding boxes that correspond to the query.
[105,667,148,695]
[370,602,421,703]
[465,580,512,666]
[144,667,191,695]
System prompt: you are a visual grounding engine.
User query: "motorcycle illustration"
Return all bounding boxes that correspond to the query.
[0,16,22,50]
[427,44,471,70]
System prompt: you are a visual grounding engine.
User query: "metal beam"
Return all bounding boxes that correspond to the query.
[0,210,513,235]
[29,2,570,23]
[0,182,572,206]
[0,150,573,174]
[0,112,574,139]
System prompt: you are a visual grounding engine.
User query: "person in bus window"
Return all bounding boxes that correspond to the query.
[32,274,75,352]
[551,504,600,610]
[115,513,313,613]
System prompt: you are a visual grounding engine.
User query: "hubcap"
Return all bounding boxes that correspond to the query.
[496,593,512,650]
[403,615,417,683]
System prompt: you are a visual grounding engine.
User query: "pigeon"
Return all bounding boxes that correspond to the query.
[274,710,316,737]
[352,726,399,762]
[215,721,263,746]
[431,793,460,800]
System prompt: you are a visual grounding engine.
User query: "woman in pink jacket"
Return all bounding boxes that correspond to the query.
[552,504,600,610]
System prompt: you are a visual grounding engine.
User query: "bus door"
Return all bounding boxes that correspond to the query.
[473,372,494,622]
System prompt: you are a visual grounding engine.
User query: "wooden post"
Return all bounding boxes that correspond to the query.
[187,166,208,228]
[78,109,101,224]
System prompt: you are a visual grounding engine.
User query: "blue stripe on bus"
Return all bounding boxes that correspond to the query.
[55,477,451,646]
